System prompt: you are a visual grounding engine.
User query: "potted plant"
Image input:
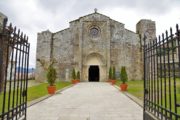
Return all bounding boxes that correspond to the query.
[37,58,57,94]
[111,66,116,85]
[108,67,112,82]
[47,65,57,94]
[120,66,128,91]
[76,71,80,83]
[71,68,77,84]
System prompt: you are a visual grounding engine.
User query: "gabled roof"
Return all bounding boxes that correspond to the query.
[70,12,111,23]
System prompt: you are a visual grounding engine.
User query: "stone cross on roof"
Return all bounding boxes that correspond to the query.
[94,8,98,13]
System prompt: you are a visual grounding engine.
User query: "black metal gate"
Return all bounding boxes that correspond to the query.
[144,25,180,120]
[0,18,30,120]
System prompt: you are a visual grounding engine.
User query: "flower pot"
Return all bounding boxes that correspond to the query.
[71,80,76,84]
[47,85,56,94]
[120,84,128,91]
[111,80,116,85]
[76,79,80,83]
[72,79,80,84]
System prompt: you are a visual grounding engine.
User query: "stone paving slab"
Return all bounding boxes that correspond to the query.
[27,83,143,120]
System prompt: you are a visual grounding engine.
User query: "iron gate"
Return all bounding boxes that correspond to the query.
[0,18,30,120]
[144,24,180,120]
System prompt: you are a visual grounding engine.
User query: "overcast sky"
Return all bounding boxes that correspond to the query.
[0,0,180,68]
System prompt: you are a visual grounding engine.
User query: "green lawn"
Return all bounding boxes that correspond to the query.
[116,80,144,100]
[0,81,71,114]
[116,79,180,117]
[27,81,71,102]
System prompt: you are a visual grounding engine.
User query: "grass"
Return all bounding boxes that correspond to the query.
[0,81,71,114]
[116,80,144,100]
[27,81,71,102]
[116,79,180,118]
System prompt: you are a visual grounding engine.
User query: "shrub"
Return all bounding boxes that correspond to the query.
[46,65,57,86]
[109,67,112,79]
[112,66,116,80]
[37,58,56,71]
[77,71,80,80]
[120,66,128,84]
[72,68,76,80]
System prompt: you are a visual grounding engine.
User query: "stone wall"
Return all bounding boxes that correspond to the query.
[110,19,143,80]
[79,13,111,81]
[70,21,80,71]
[36,30,52,82]
[136,19,156,45]
[53,28,73,81]
[36,12,156,82]
[0,12,7,92]
[135,19,156,80]
[0,12,6,32]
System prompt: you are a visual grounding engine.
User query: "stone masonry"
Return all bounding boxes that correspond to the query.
[0,12,7,92]
[36,11,156,82]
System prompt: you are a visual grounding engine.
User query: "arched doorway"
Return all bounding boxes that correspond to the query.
[88,66,99,82]
[82,52,106,82]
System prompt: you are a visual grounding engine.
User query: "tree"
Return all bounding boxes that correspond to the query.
[46,65,57,86]
[77,71,80,80]
[109,67,112,79]
[71,68,76,80]
[37,58,57,85]
[120,66,128,84]
[112,66,116,80]
[37,58,56,71]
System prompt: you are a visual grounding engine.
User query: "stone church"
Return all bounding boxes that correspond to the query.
[36,10,156,82]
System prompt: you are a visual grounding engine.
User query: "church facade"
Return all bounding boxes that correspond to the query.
[36,11,156,82]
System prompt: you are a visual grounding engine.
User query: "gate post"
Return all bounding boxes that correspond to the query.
[0,16,30,120]
[0,47,3,93]
[143,33,147,120]
[0,18,7,93]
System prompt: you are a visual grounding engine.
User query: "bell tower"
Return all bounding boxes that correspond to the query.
[136,19,156,46]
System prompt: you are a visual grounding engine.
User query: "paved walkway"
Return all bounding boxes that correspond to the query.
[27,83,143,120]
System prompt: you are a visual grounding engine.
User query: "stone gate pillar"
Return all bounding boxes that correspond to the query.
[0,12,7,93]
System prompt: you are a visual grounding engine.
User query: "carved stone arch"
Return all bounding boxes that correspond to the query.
[84,52,105,65]
[82,52,106,82]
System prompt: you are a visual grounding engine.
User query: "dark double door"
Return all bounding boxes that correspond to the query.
[88,66,99,82]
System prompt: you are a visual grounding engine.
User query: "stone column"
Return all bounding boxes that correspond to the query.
[65,68,70,81]
[0,42,3,93]
[79,21,83,81]
[0,12,7,93]
[106,20,111,81]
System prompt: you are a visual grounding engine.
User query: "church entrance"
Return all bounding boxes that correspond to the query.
[88,66,99,82]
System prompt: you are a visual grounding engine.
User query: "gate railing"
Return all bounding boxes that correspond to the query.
[0,18,30,120]
[144,24,180,120]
